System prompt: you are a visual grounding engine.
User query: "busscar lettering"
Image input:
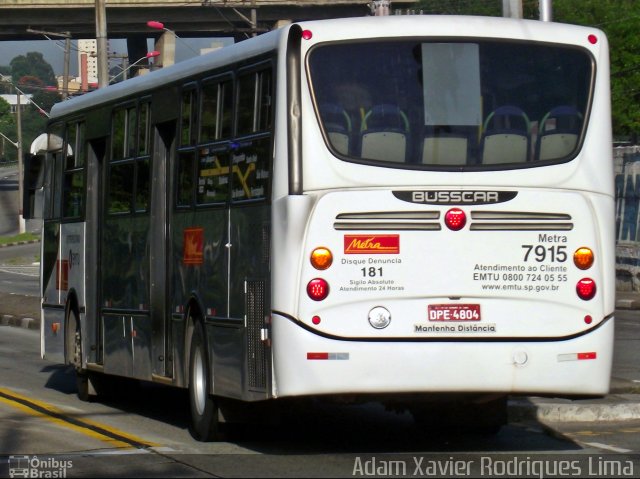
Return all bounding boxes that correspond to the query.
[412,191,499,204]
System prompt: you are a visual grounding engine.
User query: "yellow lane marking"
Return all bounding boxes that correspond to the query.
[568,427,640,437]
[0,387,159,449]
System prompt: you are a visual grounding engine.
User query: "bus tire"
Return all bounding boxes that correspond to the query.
[65,303,90,402]
[188,321,220,441]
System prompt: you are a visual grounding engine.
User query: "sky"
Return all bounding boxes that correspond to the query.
[0,37,232,77]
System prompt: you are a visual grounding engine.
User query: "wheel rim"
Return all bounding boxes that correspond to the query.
[193,344,207,416]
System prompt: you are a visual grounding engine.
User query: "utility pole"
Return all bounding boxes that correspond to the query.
[539,0,553,21]
[502,0,523,19]
[95,0,109,88]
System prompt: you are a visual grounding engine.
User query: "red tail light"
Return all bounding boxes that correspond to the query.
[576,278,596,300]
[307,278,329,301]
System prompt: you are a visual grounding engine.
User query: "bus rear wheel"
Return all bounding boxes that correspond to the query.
[65,304,90,401]
[188,322,221,441]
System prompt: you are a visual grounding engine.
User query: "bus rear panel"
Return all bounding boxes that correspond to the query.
[271,16,614,400]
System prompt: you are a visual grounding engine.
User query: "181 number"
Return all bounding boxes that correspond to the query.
[361,267,383,277]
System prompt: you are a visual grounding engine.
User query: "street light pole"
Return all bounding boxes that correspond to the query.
[63,36,71,98]
[109,51,160,83]
[15,87,25,234]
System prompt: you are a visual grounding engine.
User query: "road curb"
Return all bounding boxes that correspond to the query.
[616,298,640,310]
[1,314,39,330]
[0,239,40,248]
[508,395,640,423]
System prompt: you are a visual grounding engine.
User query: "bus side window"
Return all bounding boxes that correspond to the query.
[232,66,272,202]
[177,150,195,207]
[256,69,272,132]
[62,121,86,219]
[109,102,151,214]
[22,153,45,220]
[236,73,257,136]
[200,81,220,143]
[181,88,198,146]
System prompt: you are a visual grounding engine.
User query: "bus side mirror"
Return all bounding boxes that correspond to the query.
[23,153,44,220]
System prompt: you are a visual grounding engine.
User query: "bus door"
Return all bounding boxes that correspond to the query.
[100,102,153,380]
[150,120,175,379]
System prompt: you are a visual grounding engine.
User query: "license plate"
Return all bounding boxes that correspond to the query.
[428,304,481,322]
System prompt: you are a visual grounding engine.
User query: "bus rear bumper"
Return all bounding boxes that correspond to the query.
[271,314,614,398]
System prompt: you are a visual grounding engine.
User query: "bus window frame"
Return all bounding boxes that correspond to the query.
[108,99,153,216]
[61,119,87,221]
[305,38,596,172]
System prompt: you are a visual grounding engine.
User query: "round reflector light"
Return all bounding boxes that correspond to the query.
[444,208,466,231]
[368,306,391,329]
[573,247,594,270]
[588,34,598,44]
[307,278,329,301]
[311,247,333,270]
[576,278,596,301]
[302,29,313,40]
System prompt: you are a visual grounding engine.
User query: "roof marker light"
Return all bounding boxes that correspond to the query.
[302,30,313,40]
[588,34,598,45]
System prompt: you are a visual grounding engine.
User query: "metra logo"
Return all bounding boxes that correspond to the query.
[393,190,518,205]
[344,235,400,254]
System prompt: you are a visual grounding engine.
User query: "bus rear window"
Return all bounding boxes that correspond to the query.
[308,40,592,169]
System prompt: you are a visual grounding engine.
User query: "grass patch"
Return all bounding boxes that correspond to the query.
[0,232,39,246]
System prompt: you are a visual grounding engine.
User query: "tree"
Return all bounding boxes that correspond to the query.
[552,0,640,140]
[415,0,500,16]
[10,52,56,89]
[0,97,17,162]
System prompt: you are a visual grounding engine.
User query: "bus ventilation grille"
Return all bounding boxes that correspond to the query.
[334,211,441,231]
[246,279,267,390]
[470,211,573,231]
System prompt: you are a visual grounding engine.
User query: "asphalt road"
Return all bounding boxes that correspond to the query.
[0,242,40,297]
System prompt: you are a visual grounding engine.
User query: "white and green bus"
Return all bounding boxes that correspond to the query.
[24,14,615,441]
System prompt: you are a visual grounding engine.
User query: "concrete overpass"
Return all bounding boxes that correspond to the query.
[0,1,419,42]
